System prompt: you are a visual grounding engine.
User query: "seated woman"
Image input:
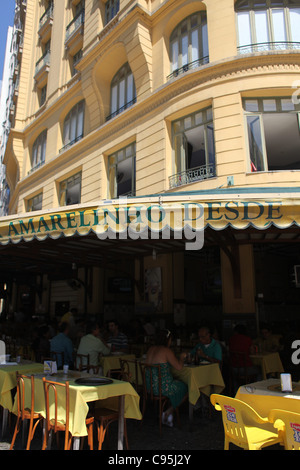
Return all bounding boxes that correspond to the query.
[145,329,188,427]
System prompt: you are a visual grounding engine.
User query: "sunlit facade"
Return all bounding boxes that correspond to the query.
[2,0,300,332]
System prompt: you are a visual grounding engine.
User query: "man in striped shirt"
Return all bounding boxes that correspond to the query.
[107,320,128,353]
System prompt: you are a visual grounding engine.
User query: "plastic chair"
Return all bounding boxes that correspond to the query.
[210,394,283,450]
[42,378,94,450]
[269,409,300,450]
[139,363,181,435]
[10,373,43,450]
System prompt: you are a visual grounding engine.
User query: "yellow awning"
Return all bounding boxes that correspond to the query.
[1,192,299,246]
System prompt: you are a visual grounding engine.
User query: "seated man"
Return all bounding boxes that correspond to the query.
[77,321,110,367]
[190,326,222,364]
[50,322,74,369]
[107,320,128,353]
[254,323,282,353]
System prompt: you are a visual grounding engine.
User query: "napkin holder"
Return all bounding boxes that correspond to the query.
[44,360,57,375]
[280,373,292,393]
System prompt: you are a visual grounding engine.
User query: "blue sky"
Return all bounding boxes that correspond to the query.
[0,1,15,90]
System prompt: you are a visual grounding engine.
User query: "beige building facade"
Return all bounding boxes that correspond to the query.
[1,0,300,334]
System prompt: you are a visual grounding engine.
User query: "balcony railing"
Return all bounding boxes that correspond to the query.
[65,10,85,43]
[237,41,300,54]
[35,50,50,77]
[169,163,216,189]
[167,56,209,81]
[28,161,45,175]
[106,97,137,122]
[59,134,83,153]
[39,4,53,30]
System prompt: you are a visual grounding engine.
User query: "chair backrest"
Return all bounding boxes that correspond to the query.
[120,358,140,388]
[269,409,300,450]
[139,363,163,401]
[16,373,35,420]
[75,353,90,371]
[86,365,100,374]
[51,351,64,367]
[210,393,268,447]
[42,377,70,448]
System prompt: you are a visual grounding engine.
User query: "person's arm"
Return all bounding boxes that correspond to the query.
[97,338,110,356]
[197,343,222,364]
[165,347,186,371]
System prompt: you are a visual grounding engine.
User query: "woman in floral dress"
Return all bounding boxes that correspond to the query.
[145,329,188,426]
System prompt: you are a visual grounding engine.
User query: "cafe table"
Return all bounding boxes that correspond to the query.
[100,353,135,377]
[172,362,225,423]
[235,378,300,417]
[13,370,142,450]
[249,352,284,380]
[0,360,44,438]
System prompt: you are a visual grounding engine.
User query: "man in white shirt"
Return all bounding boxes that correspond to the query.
[77,321,110,367]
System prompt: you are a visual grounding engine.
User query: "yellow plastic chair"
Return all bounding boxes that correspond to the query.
[210,394,283,450]
[268,409,300,450]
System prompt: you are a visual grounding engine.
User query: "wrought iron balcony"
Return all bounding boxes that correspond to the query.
[65,10,85,44]
[39,4,54,31]
[59,134,83,153]
[35,50,50,78]
[167,56,209,81]
[237,41,300,54]
[106,97,137,122]
[169,163,216,189]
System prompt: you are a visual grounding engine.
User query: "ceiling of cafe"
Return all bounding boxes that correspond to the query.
[0,225,299,280]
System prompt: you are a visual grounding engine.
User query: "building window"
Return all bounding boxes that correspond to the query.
[27,193,43,212]
[108,143,136,197]
[40,85,47,106]
[59,172,82,206]
[245,98,300,172]
[236,0,300,54]
[106,63,136,121]
[169,108,216,189]
[105,0,119,24]
[168,12,209,80]
[32,130,47,171]
[61,100,84,151]
[72,49,82,76]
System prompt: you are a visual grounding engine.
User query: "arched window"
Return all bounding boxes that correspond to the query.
[107,63,136,121]
[62,100,84,151]
[236,0,300,53]
[32,130,47,171]
[169,12,209,80]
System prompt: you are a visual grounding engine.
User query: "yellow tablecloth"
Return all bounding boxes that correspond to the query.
[12,371,142,437]
[100,354,135,376]
[172,363,225,405]
[0,361,44,411]
[250,352,284,380]
[236,379,300,417]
